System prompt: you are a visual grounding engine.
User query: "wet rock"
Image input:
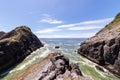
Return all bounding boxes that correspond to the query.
[78,13,120,77]
[39,53,92,80]
[70,63,83,76]
[55,46,60,49]
[18,53,92,80]
[0,26,43,71]
[95,65,104,72]
[74,50,77,52]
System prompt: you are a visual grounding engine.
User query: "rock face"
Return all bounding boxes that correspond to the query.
[0,31,6,37]
[78,13,120,77]
[39,53,84,80]
[15,53,92,80]
[0,26,43,71]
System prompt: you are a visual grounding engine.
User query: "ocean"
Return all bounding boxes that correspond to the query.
[0,38,119,80]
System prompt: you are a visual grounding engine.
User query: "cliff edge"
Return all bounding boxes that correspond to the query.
[78,13,120,77]
[0,26,43,71]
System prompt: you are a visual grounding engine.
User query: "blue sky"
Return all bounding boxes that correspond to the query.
[0,0,120,38]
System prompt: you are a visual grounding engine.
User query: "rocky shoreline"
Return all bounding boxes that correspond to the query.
[78,13,120,78]
[78,51,120,78]
[13,53,92,80]
[1,22,120,79]
[0,26,93,80]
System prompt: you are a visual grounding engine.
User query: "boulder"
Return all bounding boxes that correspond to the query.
[55,46,60,49]
[0,26,43,71]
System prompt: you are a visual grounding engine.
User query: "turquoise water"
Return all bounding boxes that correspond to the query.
[0,38,119,80]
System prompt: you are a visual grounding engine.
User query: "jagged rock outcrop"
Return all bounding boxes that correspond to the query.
[78,13,120,77]
[0,26,43,71]
[14,53,92,80]
[0,31,5,37]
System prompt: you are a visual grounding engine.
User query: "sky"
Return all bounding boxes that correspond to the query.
[0,0,120,38]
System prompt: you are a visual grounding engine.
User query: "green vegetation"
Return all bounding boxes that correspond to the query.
[106,12,120,27]
[97,12,120,34]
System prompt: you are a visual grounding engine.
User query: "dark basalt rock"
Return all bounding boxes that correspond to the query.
[95,65,104,72]
[55,46,60,49]
[12,54,92,80]
[78,41,105,66]
[27,53,92,80]
[78,13,120,77]
[0,26,43,71]
[0,31,5,38]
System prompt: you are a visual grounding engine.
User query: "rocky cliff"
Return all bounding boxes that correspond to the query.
[78,13,120,77]
[13,53,92,80]
[0,26,43,71]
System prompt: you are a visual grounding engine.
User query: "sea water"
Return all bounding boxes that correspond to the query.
[0,38,119,80]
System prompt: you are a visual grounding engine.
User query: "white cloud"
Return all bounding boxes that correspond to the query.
[57,18,113,28]
[37,32,96,38]
[36,28,60,34]
[78,18,113,25]
[66,33,96,38]
[39,14,63,24]
[57,24,78,28]
[68,25,102,30]
[36,17,113,38]
[40,18,63,24]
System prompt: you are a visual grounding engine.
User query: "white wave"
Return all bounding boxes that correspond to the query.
[77,43,81,46]
[10,47,51,73]
[41,41,46,44]
[92,65,106,77]
[39,48,50,57]
[44,43,50,47]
